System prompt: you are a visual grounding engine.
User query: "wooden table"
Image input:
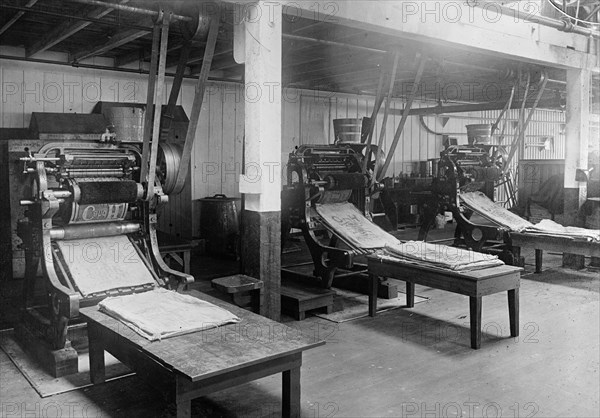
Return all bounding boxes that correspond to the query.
[511,232,600,273]
[367,256,522,349]
[80,291,324,417]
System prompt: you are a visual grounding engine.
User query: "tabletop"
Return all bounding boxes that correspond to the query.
[80,290,324,382]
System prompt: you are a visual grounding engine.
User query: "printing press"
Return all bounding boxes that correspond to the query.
[11,110,192,376]
[418,140,521,265]
[281,143,389,288]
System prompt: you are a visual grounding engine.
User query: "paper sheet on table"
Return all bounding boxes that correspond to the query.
[523,219,600,242]
[382,240,504,271]
[56,235,155,297]
[460,192,533,232]
[315,202,399,249]
[98,288,240,341]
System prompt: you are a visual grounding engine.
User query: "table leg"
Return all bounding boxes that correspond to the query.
[183,250,191,274]
[508,288,520,338]
[87,323,106,384]
[176,399,191,418]
[469,296,482,349]
[535,249,543,273]
[368,274,378,317]
[282,366,301,418]
[251,289,262,314]
[406,282,415,308]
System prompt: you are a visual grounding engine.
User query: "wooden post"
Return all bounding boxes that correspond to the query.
[563,69,590,268]
[236,1,282,320]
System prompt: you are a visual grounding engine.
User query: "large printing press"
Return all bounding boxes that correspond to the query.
[418,128,521,265]
[281,137,392,289]
[7,105,192,376]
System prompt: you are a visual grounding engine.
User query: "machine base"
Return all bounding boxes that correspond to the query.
[281,267,399,299]
[14,322,79,378]
[332,274,398,299]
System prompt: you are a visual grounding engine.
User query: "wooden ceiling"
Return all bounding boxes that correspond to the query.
[0,0,589,110]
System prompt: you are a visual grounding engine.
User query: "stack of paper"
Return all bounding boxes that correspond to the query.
[382,240,504,271]
[459,191,533,232]
[523,219,600,242]
[99,288,240,341]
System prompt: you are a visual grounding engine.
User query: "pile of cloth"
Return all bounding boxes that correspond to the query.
[380,240,504,271]
[99,288,240,341]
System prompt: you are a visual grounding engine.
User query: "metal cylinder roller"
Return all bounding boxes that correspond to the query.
[157,142,183,194]
[323,173,368,191]
[67,178,143,204]
[50,222,140,240]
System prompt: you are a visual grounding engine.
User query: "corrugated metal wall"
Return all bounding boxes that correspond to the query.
[1,59,566,237]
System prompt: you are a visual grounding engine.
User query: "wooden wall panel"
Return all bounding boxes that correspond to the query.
[63,74,83,114]
[1,58,569,236]
[23,71,43,127]
[42,72,64,113]
[2,67,24,128]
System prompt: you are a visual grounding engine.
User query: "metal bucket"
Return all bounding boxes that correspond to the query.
[198,194,241,258]
[333,118,363,144]
[466,124,492,144]
[103,104,145,143]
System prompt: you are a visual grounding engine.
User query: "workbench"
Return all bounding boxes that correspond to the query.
[510,232,600,273]
[80,291,324,417]
[367,256,522,349]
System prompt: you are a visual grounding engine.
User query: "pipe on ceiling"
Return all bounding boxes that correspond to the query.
[64,0,193,22]
[473,1,600,38]
[398,98,564,116]
[283,33,387,55]
[0,4,152,32]
[0,54,240,84]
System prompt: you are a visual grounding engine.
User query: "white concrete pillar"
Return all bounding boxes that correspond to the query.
[564,68,590,211]
[235,1,282,320]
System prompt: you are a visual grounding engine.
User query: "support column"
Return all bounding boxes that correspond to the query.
[564,69,590,223]
[236,1,282,320]
[563,69,590,269]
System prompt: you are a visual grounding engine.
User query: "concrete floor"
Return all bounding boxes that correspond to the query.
[1,228,599,417]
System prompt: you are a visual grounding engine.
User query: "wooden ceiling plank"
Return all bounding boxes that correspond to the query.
[26,0,130,57]
[72,28,149,62]
[0,0,38,37]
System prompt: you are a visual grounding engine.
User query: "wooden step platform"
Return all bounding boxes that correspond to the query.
[280,280,335,321]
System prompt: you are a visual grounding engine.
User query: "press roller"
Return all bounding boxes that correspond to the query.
[14,111,191,376]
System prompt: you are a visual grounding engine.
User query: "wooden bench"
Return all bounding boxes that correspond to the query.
[510,232,600,273]
[367,256,522,349]
[211,274,263,314]
[157,231,193,274]
[280,280,335,321]
[80,291,324,418]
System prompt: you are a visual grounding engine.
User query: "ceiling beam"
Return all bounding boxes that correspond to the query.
[72,28,149,62]
[0,0,38,37]
[224,0,597,71]
[284,56,385,85]
[26,0,130,57]
[402,98,564,116]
